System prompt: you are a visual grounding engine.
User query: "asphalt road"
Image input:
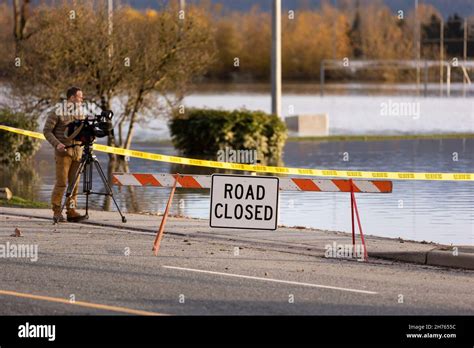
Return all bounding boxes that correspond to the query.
[0,214,473,315]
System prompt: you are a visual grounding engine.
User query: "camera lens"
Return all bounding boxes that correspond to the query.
[101,110,113,120]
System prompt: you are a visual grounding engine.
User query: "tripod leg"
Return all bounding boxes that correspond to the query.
[60,159,86,214]
[85,176,89,218]
[93,159,127,223]
[84,160,93,219]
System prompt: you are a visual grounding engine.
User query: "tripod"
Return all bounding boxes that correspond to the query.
[60,141,127,223]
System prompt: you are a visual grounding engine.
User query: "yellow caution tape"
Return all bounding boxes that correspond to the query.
[1,124,473,181]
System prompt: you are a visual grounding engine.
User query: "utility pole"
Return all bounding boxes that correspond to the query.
[463,18,468,97]
[271,0,282,118]
[108,0,113,37]
[180,0,186,11]
[414,0,420,96]
[440,17,444,96]
[332,0,337,59]
[108,0,113,60]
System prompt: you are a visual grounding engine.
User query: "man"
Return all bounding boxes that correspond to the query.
[43,87,86,223]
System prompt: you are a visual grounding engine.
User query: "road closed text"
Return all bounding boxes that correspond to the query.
[214,183,274,221]
[210,175,279,230]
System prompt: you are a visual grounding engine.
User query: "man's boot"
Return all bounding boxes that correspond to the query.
[52,205,66,223]
[66,208,86,222]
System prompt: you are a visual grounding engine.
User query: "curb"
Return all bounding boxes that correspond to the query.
[426,249,474,270]
[370,250,474,270]
[370,251,428,265]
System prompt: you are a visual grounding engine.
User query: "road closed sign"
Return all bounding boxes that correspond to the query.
[210,174,279,230]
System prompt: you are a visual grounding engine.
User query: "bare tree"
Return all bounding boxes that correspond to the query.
[7,0,215,208]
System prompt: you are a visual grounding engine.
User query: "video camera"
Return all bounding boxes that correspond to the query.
[60,108,127,224]
[65,110,114,145]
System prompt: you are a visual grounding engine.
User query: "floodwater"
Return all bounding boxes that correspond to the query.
[133,93,474,140]
[3,137,473,246]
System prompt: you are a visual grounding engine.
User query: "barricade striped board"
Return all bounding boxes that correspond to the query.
[112,173,392,193]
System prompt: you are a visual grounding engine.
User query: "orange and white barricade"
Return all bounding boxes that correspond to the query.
[113,173,393,259]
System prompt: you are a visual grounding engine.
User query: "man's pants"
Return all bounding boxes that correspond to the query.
[51,155,81,210]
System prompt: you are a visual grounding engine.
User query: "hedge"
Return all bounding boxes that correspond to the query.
[0,108,41,165]
[169,108,287,165]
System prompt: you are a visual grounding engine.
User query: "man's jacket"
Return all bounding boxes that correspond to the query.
[43,103,85,161]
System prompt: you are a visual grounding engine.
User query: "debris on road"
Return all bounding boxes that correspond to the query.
[10,227,22,237]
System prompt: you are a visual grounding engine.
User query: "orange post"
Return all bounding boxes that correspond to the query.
[350,179,356,257]
[350,181,355,247]
[152,174,179,255]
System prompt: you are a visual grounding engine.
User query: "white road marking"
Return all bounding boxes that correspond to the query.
[162,265,378,295]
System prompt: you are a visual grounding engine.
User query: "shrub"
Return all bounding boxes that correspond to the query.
[169,108,287,165]
[0,108,41,165]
